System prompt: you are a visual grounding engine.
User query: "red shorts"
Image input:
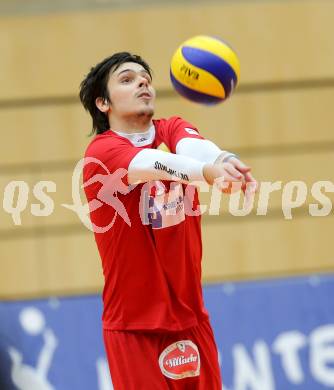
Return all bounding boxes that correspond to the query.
[103,319,222,389]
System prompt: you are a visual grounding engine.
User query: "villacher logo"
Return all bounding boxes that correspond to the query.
[158,340,200,380]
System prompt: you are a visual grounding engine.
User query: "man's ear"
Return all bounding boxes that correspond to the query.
[95,97,110,113]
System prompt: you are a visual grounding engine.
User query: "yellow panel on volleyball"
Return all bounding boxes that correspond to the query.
[183,35,240,80]
[170,47,226,99]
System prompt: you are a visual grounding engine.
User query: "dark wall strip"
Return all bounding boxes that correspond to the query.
[1,139,333,174]
[1,77,334,110]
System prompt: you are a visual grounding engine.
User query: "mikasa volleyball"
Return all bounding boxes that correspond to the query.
[170,35,240,105]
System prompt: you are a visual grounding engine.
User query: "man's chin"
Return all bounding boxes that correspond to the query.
[123,107,154,124]
[137,107,154,120]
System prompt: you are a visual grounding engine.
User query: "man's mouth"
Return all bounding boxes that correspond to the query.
[137,91,152,99]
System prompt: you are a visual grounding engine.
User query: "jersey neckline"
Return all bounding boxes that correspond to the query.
[108,124,156,147]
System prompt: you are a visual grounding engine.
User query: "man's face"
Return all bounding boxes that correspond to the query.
[107,61,156,120]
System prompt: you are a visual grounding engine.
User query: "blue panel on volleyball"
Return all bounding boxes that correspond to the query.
[181,46,237,97]
[0,274,334,389]
[170,70,223,105]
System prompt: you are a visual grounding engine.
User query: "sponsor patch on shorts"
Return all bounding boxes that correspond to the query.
[158,340,200,380]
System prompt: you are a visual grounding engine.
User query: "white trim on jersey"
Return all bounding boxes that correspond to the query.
[112,124,155,147]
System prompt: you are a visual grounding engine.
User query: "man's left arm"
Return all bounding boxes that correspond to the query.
[176,137,257,191]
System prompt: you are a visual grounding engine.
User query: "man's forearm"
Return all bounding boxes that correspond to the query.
[128,149,206,184]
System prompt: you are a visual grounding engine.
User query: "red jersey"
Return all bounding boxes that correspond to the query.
[83,116,209,331]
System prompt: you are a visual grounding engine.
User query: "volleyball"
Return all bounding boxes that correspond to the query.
[170,35,240,105]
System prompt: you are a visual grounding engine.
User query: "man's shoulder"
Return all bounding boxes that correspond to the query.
[84,130,129,158]
[153,116,185,126]
[153,116,187,133]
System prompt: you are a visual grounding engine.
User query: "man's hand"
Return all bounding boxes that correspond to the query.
[203,155,257,194]
[226,156,257,193]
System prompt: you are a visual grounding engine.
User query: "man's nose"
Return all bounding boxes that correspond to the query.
[138,77,149,88]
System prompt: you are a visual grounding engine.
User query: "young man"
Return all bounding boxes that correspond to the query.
[80,52,256,389]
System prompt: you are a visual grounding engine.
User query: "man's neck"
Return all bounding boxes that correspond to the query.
[109,114,153,134]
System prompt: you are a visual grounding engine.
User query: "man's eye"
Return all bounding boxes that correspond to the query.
[121,78,131,83]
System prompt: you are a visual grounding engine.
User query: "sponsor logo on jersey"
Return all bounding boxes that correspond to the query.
[140,182,185,229]
[184,127,199,135]
[158,340,200,380]
[136,137,147,143]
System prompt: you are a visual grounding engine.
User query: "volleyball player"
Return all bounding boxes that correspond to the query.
[79,52,256,389]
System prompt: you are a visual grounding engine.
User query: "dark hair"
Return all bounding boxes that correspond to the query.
[79,52,152,136]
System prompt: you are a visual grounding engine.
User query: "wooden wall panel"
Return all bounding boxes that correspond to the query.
[0,238,41,297]
[1,209,333,298]
[0,105,89,164]
[1,0,334,298]
[19,170,85,228]
[202,215,334,282]
[37,232,103,294]
[0,1,333,99]
[0,231,102,298]
[0,88,333,165]
[156,88,334,150]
